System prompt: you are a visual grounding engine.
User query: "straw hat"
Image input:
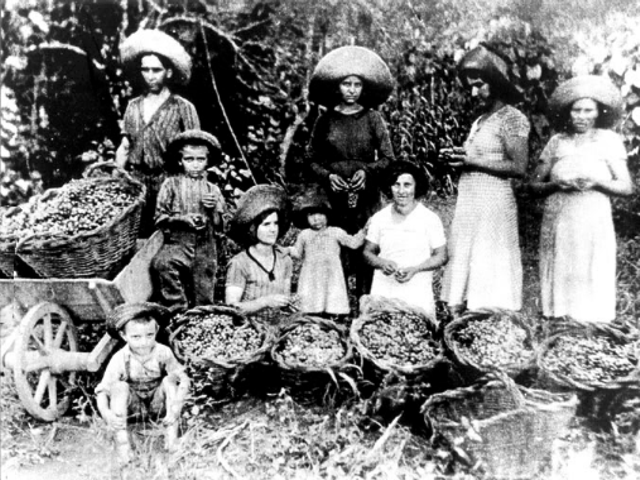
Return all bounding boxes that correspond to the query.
[457,45,521,102]
[228,184,291,245]
[292,188,332,229]
[120,29,192,85]
[165,129,221,171]
[548,75,623,129]
[107,302,171,333]
[309,46,394,107]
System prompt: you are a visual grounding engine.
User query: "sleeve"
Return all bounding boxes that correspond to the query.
[603,130,628,163]
[366,212,382,245]
[500,109,530,158]
[427,212,446,249]
[334,227,365,249]
[122,101,136,140]
[364,110,396,176]
[154,178,176,226]
[226,254,247,290]
[537,135,559,168]
[160,345,185,376]
[211,184,226,214]
[290,230,306,259]
[306,113,333,181]
[95,351,125,396]
[180,98,200,130]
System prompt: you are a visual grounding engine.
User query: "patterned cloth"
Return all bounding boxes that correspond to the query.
[151,174,225,312]
[367,203,446,315]
[122,94,200,235]
[539,130,626,322]
[226,247,293,302]
[442,105,530,310]
[292,227,364,315]
[307,108,395,232]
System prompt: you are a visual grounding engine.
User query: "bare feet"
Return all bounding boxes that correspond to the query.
[165,424,179,452]
[115,431,133,465]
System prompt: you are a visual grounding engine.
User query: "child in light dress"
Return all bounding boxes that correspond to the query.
[289,190,365,317]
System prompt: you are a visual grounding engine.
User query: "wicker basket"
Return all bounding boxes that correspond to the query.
[169,305,274,402]
[15,171,145,279]
[423,374,578,479]
[350,295,444,386]
[444,309,537,381]
[271,315,355,405]
[536,319,639,418]
[0,206,22,278]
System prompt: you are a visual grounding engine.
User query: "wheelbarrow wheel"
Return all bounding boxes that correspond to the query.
[13,302,78,421]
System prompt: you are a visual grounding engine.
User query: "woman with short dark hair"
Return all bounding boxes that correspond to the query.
[363,161,447,316]
[441,45,530,315]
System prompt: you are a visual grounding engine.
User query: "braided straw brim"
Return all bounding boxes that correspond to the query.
[292,188,332,229]
[228,184,291,245]
[121,29,192,85]
[548,75,623,129]
[108,302,171,332]
[309,46,394,107]
[165,129,221,171]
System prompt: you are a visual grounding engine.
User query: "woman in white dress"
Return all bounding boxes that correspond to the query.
[363,161,448,317]
[530,75,633,322]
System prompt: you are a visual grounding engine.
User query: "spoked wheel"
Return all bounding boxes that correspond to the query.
[13,302,78,421]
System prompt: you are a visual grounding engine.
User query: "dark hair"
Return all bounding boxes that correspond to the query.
[384,161,428,198]
[247,208,279,245]
[555,99,610,132]
[462,70,516,104]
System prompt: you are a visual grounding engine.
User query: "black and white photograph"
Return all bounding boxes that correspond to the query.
[1,0,639,479]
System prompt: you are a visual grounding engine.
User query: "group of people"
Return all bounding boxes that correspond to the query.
[96,30,634,460]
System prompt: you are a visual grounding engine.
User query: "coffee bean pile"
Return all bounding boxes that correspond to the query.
[277,323,345,367]
[359,312,439,366]
[1,181,136,239]
[175,312,263,361]
[453,317,531,369]
[542,336,636,384]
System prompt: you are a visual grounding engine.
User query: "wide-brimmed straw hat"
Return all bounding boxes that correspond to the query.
[457,45,521,103]
[165,129,221,171]
[309,46,394,108]
[120,29,192,85]
[548,75,623,129]
[292,188,332,229]
[107,302,171,334]
[228,184,291,245]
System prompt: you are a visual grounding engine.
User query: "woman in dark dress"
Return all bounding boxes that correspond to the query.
[306,46,396,296]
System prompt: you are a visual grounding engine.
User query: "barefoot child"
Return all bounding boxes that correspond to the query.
[96,303,189,463]
[290,190,365,317]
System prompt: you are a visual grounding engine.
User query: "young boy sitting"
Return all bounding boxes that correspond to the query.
[96,302,189,463]
[150,129,226,314]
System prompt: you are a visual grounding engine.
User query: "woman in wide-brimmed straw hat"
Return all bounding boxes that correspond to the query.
[364,161,447,316]
[441,44,530,315]
[116,29,200,236]
[225,184,297,319]
[289,188,365,317]
[530,75,634,322]
[306,45,396,298]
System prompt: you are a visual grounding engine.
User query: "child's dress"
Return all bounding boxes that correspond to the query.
[292,227,363,315]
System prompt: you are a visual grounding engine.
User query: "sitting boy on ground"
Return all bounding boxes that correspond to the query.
[150,129,226,313]
[96,302,189,463]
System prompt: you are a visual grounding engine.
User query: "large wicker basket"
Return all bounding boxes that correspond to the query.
[271,315,355,405]
[443,309,537,381]
[350,295,444,386]
[423,374,578,479]
[536,319,639,418]
[170,305,274,403]
[15,170,145,279]
[0,206,23,277]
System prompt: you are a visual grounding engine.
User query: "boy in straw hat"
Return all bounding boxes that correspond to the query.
[116,29,200,236]
[150,129,226,314]
[96,303,190,463]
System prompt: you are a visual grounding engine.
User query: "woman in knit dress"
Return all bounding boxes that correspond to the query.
[117,30,200,236]
[530,75,633,322]
[225,185,297,323]
[441,45,530,315]
[307,46,396,296]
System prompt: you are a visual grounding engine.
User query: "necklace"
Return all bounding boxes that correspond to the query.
[247,247,277,282]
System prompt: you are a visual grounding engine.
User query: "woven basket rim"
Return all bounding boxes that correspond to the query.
[170,305,273,368]
[536,322,639,391]
[350,312,443,376]
[271,315,353,372]
[443,308,536,376]
[15,176,145,252]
